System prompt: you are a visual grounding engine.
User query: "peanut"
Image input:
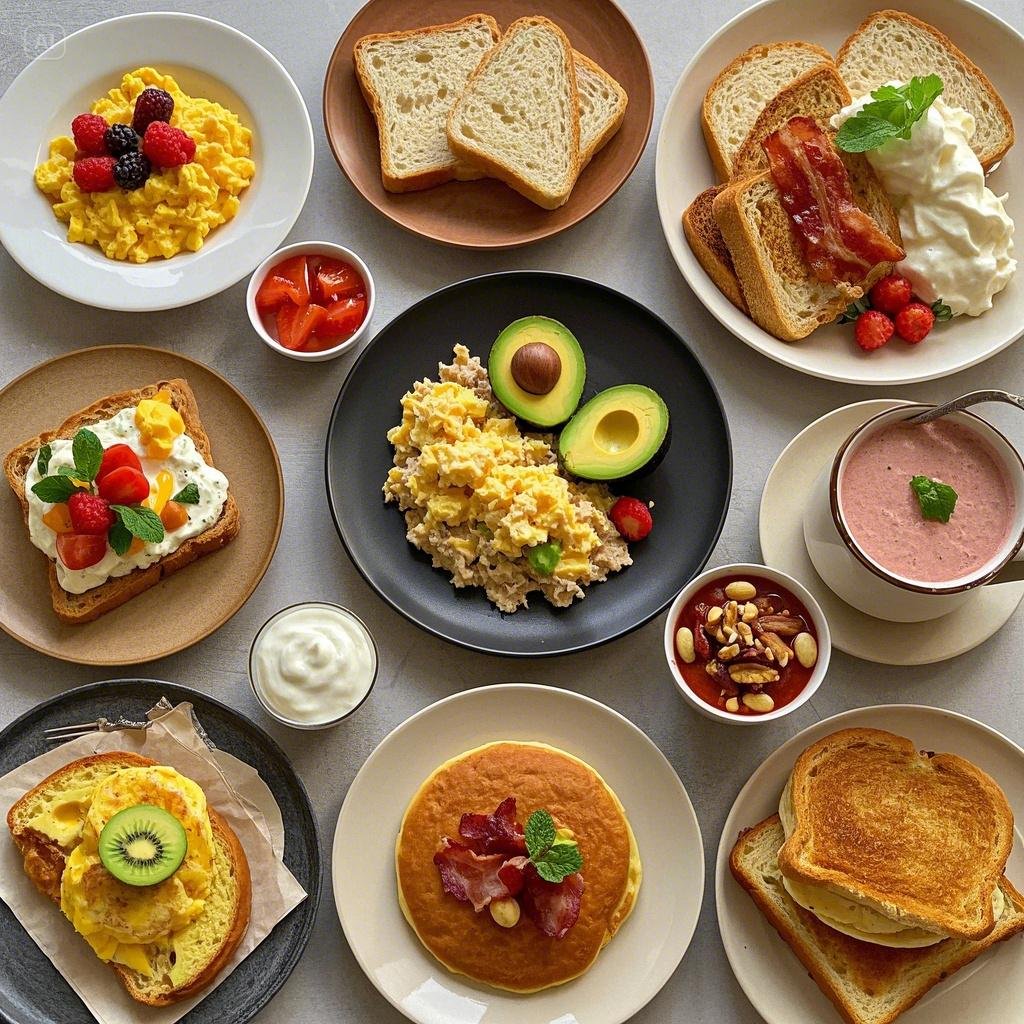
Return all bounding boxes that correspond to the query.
[675,627,696,663]
[725,581,757,601]
[742,692,775,713]
[794,632,818,669]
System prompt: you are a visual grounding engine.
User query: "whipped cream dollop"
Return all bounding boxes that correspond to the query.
[833,86,1016,316]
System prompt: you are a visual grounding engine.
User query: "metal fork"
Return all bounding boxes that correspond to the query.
[44,716,152,742]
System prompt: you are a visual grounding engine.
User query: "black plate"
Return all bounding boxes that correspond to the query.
[325,272,732,656]
[0,680,321,1024]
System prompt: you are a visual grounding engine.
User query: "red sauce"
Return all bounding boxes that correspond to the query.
[672,574,816,717]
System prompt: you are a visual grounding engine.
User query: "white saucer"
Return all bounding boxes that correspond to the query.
[332,683,704,1024]
[716,704,1024,1024]
[759,400,1024,664]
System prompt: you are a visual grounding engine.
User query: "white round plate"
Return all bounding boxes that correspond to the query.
[716,704,1024,1024]
[332,683,704,1024]
[0,13,313,311]
[759,400,1024,663]
[655,0,1024,385]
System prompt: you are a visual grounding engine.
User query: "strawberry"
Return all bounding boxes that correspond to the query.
[71,113,108,155]
[67,492,115,535]
[868,274,913,315]
[854,310,895,352]
[609,496,653,542]
[894,302,935,344]
[72,156,117,193]
[56,533,107,570]
[141,120,195,168]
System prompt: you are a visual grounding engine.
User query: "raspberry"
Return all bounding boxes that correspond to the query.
[609,496,653,542]
[868,274,913,315]
[104,122,139,157]
[142,121,196,168]
[67,493,115,535]
[113,151,151,190]
[895,302,935,344]
[71,113,108,155]
[854,310,895,352]
[131,87,174,134]
[72,156,117,193]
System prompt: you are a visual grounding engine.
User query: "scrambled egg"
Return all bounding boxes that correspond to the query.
[35,67,255,262]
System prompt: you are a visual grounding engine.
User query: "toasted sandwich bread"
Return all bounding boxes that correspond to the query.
[701,41,832,180]
[4,379,239,625]
[682,186,747,312]
[354,14,501,192]
[8,752,252,1006]
[447,16,580,209]
[836,10,1014,170]
[732,816,1024,1024]
[574,50,628,170]
[779,728,1015,941]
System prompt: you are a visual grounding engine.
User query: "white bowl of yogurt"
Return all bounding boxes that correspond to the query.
[248,602,378,729]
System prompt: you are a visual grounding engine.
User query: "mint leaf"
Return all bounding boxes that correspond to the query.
[533,842,583,884]
[910,475,958,523]
[836,75,944,153]
[108,520,133,556]
[71,428,103,482]
[171,482,200,505]
[36,444,51,476]
[56,465,89,479]
[524,809,556,861]
[111,504,164,543]
[31,476,79,503]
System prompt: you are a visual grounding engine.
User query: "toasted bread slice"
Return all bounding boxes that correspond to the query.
[701,41,832,180]
[732,816,1024,1024]
[7,752,251,1006]
[682,186,747,312]
[4,379,239,625]
[779,729,1015,941]
[836,10,1014,170]
[447,16,580,209]
[574,50,628,170]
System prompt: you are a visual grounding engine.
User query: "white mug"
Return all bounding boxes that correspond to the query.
[803,404,1024,622]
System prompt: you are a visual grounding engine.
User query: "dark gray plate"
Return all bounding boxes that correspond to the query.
[0,679,321,1024]
[325,271,732,657]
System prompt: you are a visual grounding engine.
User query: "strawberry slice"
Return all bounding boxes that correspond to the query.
[255,256,310,312]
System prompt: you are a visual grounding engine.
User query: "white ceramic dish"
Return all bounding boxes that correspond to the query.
[332,683,704,1024]
[663,562,830,725]
[246,241,375,361]
[716,704,1024,1024]
[655,0,1024,385]
[0,12,314,312]
[759,400,1024,663]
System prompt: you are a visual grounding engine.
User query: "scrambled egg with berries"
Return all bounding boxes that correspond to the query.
[35,67,255,262]
[384,346,630,612]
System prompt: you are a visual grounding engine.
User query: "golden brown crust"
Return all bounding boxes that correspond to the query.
[683,187,747,312]
[573,49,628,170]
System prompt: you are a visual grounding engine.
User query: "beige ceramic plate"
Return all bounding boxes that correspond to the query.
[322,0,654,249]
[0,346,283,665]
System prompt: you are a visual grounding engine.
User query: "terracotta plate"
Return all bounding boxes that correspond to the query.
[322,0,654,248]
[0,347,283,665]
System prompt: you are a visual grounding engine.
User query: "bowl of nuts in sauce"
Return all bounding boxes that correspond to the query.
[663,563,830,724]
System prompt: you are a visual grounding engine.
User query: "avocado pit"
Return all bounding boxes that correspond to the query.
[511,342,561,395]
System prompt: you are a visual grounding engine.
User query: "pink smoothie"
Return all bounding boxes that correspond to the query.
[839,418,1016,583]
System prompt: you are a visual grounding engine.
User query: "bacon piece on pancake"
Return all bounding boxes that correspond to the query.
[434,839,528,911]
[762,116,904,285]
[520,865,585,939]
[458,796,528,856]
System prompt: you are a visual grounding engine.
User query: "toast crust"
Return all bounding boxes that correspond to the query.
[573,49,628,170]
[682,187,747,312]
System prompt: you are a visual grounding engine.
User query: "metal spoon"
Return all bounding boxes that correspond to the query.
[905,389,1024,425]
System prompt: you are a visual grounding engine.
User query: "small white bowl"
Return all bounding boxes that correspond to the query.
[246,241,375,362]
[663,563,831,726]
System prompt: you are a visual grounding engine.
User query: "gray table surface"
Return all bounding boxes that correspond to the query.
[2,1,1023,1021]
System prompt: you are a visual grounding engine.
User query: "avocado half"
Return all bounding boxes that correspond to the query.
[488,316,586,428]
[559,385,670,481]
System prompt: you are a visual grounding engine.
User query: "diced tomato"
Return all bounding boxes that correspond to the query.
[315,296,367,341]
[311,257,364,304]
[97,443,143,484]
[56,532,107,570]
[255,256,310,312]
[98,466,150,505]
[275,303,328,351]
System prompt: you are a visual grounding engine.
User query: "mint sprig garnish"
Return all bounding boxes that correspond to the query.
[836,75,944,153]
[71,428,103,482]
[111,504,164,543]
[36,444,51,477]
[108,520,134,556]
[524,809,583,884]
[910,475,958,523]
[31,427,104,503]
[31,475,80,503]
[171,482,200,504]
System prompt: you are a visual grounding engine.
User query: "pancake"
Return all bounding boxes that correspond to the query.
[395,741,641,992]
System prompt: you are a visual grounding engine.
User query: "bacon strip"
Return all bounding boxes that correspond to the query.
[519,865,585,939]
[762,117,904,285]
[459,796,528,857]
[433,840,528,911]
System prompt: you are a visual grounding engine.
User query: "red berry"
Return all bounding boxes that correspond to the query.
[854,310,895,352]
[868,274,913,315]
[98,466,150,505]
[72,156,117,193]
[67,492,115,535]
[71,113,108,155]
[57,532,108,570]
[609,496,653,542]
[141,120,195,167]
[894,302,936,344]
[97,444,143,485]
[131,87,174,134]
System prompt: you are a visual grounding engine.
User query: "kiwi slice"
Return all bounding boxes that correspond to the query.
[98,804,188,886]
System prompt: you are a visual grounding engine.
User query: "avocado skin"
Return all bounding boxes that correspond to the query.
[559,384,670,481]
[488,316,586,428]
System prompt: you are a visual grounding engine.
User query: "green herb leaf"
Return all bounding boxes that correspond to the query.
[171,482,200,505]
[931,299,954,322]
[36,444,52,477]
[910,475,958,523]
[524,809,556,861]
[71,428,103,482]
[526,540,562,576]
[108,520,133,556]
[836,75,944,153]
[840,297,871,324]
[111,504,165,543]
[56,465,89,479]
[30,476,79,503]
[533,842,584,884]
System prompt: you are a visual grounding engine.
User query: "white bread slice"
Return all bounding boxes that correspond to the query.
[731,816,1024,1024]
[574,50,627,170]
[354,14,500,192]
[836,10,1014,170]
[447,16,580,209]
[701,41,832,180]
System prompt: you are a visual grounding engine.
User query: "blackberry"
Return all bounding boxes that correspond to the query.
[113,151,151,190]
[104,123,139,157]
[131,87,174,134]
